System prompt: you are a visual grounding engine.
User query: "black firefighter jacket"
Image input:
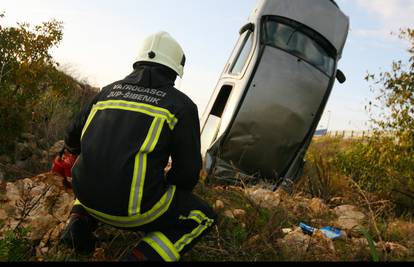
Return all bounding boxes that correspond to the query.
[64,63,202,225]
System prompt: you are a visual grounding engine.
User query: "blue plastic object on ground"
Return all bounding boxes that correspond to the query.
[299,222,316,235]
[319,226,343,239]
[299,223,343,240]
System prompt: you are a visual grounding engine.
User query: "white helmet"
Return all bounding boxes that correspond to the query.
[135,31,186,78]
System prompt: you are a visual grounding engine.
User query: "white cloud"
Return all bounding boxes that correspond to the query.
[356,0,414,33]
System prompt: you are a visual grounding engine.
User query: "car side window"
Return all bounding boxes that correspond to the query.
[229,31,254,75]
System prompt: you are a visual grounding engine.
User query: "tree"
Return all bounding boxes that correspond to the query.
[0,15,63,153]
[363,29,414,209]
[366,29,414,150]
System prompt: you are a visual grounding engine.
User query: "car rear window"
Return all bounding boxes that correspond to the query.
[263,19,335,76]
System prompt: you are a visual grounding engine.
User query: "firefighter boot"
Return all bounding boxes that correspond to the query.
[60,213,97,255]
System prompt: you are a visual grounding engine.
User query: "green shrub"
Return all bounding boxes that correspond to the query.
[334,137,414,213]
[0,95,25,154]
[0,15,97,157]
[0,227,33,262]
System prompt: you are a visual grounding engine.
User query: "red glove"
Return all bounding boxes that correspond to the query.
[51,150,77,188]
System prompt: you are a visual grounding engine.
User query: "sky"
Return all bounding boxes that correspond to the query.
[1,0,413,131]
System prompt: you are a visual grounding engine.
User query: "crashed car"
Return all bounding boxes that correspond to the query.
[200,0,350,189]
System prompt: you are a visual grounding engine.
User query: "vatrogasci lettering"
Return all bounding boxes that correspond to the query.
[107,84,168,105]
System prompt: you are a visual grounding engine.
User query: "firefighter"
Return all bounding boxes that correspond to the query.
[59,31,217,261]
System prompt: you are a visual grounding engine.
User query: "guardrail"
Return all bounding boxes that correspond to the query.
[314,130,396,140]
[326,130,374,139]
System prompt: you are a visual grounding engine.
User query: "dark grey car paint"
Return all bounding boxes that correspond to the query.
[220,46,330,179]
[201,0,349,187]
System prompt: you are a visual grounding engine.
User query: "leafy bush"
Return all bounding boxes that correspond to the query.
[334,29,414,212]
[335,137,414,212]
[0,14,97,156]
[0,228,33,262]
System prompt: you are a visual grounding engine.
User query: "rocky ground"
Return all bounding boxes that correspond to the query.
[0,174,413,261]
[0,173,73,260]
[0,135,64,182]
[239,186,412,260]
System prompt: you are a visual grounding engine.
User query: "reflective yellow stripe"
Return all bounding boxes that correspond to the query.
[179,210,214,225]
[74,185,176,228]
[175,225,209,252]
[129,118,165,216]
[142,232,180,262]
[81,108,98,139]
[129,118,159,216]
[150,118,165,152]
[81,100,177,141]
[94,100,178,130]
[175,210,215,252]
[100,100,177,122]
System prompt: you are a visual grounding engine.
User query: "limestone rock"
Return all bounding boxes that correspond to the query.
[329,197,345,206]
[0,173,74,243]
[52,192,74,222]
[6,182,21,205]
[21,133,36,141]
[308,198,329,215]
[0,155,12,164]
[213,186,225,192]
[247,234,261,246]
[50,223,66,242]
[282,228,293,234]
[27,214,59,241]
[0,171,4,184]
[387,220,414,241]
[377,242,409,258]
[40,150,49,159]
[246,187,281,209]
[0,209,7,221]
[15,160,29,170]
[277,227,338,260]
[351,237,369,247]
[233,209,246,219]
[224,210,235,219]
[313,230,336,253]
[48,140,65,157]
[15,142,33,160]
[334,205,366,230]
[213,200,224,210]
[39,227,55,249]
[29,142,38,151]
[277,228,311,254]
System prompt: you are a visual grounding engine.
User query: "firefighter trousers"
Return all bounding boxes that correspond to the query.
[71,188,217,261]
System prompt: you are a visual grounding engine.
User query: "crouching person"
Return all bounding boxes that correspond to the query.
[59,32,217,262]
